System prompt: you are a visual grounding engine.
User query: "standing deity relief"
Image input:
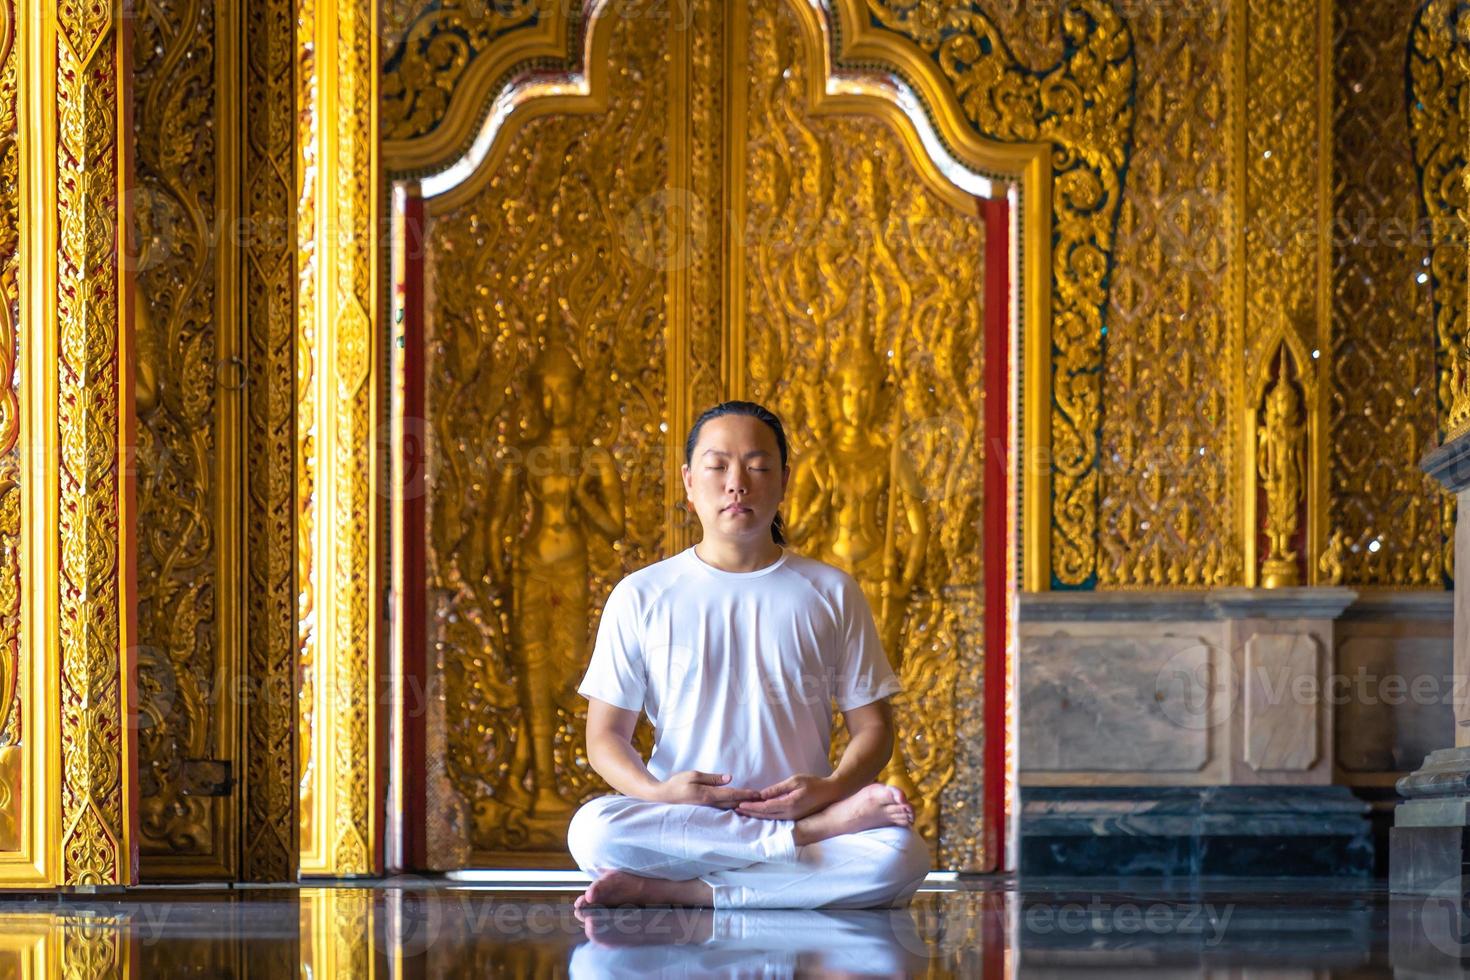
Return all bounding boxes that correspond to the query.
[785,330,932,804]
[482,342,625,834]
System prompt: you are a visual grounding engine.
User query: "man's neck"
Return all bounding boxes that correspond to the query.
[694,538,784,573]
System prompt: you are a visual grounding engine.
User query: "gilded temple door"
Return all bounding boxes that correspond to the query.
[397,0,1013,873]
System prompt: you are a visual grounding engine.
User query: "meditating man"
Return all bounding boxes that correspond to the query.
[568,400,931,910]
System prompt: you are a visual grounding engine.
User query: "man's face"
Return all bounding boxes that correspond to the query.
[682,415,789,545]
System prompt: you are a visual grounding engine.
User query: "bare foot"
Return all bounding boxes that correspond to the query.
[794,783,914,847]
[573,870,713,910]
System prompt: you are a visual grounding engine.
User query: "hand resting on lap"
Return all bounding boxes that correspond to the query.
[734,773,839,821]
[654,769,762,809]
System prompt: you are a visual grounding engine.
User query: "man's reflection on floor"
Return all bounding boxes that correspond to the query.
[569,905,930,978]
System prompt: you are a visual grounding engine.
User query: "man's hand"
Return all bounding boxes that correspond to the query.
[735,774,839,821]
[655,770,762,809]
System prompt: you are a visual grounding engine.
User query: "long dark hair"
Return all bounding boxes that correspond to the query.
[684,400,789,545]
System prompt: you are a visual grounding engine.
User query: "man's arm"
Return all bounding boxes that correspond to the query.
[736,697,895,820]
[584,697,763,808]
[585,697,663,800]
[826,697,896,798]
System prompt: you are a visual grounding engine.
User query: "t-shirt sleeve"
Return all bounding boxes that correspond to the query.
[833,578,902,711]
[577,579,647,712]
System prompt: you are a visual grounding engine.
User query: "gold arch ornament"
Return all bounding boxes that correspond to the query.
[390,0,1054,594]
[381,1,572,160]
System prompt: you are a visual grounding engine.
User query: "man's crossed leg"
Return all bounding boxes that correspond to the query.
[568,782,929,910]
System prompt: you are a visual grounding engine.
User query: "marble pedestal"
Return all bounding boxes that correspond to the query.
[1391,747,1470,894]
[1392,433,1470,894]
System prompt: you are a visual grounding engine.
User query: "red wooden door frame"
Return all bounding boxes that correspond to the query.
[980,195,1012,874]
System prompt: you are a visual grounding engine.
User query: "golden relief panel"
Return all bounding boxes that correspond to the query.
[132,0,232,875]
[862,0,1136,588]
[740,0,984,862]
[1409,0,1466,581]
[685,0,726,509]
[296,0,319,862]
[423,4,668,858]
[1239,0,1331,588]
[1331,0,1443,587]
[57,0,133,887]
[0,0,21,853]
[1242,0,1326,372]
[297,0,381,877]
[328,0,378,877]
[1098,0,1237,588]
[243,0,299,881]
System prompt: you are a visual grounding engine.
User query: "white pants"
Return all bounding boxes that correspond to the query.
[567,794,931,910]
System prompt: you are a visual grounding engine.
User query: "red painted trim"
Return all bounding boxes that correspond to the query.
[981,891,1007,980]
[401,192,429,871]
[980,196,1010,873]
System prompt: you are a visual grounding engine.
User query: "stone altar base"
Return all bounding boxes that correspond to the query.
[1022,786,1373,878]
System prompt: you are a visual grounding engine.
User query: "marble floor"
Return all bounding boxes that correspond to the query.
[0,874,1455,976]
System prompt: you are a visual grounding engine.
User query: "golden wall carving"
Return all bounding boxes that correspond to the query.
[0,0,20,855]
[1241,0,1327,374]
[851,1,1440,592]
[1331,0,1444,586]
[422,2,669,858]
[1238,0,1332,588]
[128,0,303,884]
[687,0,724,429]
[1409,0,1466,581]
[739,0,984,865]
[133,0,238,879]
[243,0,300,882]
[297,0,382,877]
[57,0,136,887]
[1098,1,1237,587]
[861,0,1135,588]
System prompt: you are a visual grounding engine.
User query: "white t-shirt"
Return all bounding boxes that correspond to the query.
[577,546,902,792]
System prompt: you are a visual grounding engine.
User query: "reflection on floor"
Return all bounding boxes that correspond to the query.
[0,874,1455,976]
